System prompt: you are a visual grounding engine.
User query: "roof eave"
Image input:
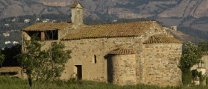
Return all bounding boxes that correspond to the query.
[23,29,60,32]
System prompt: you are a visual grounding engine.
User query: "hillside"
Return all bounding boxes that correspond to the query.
[1,0,208,20]
[1,0,208,48]
[0,0,70,19]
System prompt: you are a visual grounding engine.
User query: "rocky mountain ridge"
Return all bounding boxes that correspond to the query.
[1,0,208,42]
[1,0,208,19]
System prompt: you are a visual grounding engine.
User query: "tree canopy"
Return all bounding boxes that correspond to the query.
[180,42,202,71]
[179,42,202,85]
[198,41,208,52]
[17,39,71,80]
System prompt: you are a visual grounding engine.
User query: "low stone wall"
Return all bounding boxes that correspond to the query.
[0,67,27,79]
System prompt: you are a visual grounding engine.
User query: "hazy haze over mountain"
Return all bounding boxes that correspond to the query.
[1,0,208,41]
[1,0,208,19]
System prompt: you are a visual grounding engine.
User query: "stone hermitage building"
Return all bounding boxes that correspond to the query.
[22,2,182,86]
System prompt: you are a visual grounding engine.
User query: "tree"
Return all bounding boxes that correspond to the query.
[198,41,208,52]
[0,50,5,67]
[180,42,202,71]
[36,42,71,80]
[17,39,70,88]
[179,42,202,85]
[17,39,42,88]
[2,45,21,66]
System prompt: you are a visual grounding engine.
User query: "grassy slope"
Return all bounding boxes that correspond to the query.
[0,76,208,89]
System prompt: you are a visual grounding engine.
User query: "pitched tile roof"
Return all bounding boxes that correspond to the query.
[23,22,71,31]
[143,35,181,44]
[62,21,162,40]
[109,48,135,55]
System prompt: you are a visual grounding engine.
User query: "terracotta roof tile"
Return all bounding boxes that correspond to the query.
[143,35,181,44]
[23,22,71,31]
[109,48,135,55]
[62,21,161,40]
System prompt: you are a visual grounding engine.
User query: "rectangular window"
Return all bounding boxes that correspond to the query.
[27,31,41,40]
[26,30,58,41]
[45,30,58,40]
[92,55,97,64]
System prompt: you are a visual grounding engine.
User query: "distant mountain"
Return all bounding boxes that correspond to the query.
[0,0,71,19]
[1,0,208,19]
[1,0,208,42]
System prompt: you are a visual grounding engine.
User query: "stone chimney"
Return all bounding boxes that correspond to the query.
[71,1,84,26]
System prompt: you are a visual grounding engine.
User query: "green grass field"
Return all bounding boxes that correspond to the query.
[0,76,208,89]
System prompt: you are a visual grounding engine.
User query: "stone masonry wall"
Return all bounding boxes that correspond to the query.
[60,37,142,81]
[41,21,184,86]
[111,54,137,85]
[201,55,208,70]
[141,43,182,86]
[57,24,182,86]
[59,37,183,86]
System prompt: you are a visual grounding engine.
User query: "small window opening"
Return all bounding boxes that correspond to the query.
[26,30,58,41]
[45,30,58,40]
[93,55,97,64]
[27,31,41,40]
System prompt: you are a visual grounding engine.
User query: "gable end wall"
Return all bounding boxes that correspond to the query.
[140,43,182,86]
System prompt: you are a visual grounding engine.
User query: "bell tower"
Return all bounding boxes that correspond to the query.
[71,1,84,26]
